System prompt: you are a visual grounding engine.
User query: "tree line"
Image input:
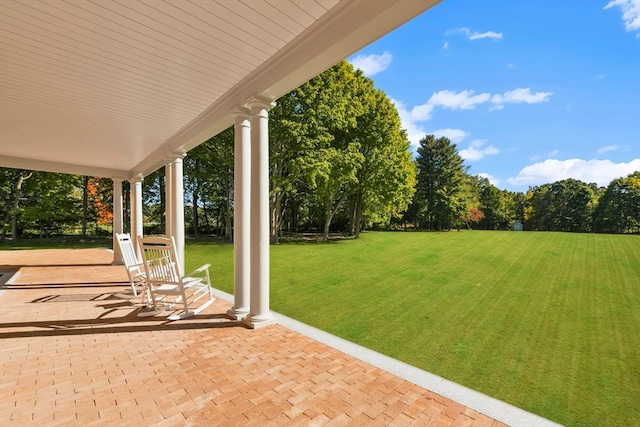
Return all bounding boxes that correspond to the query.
[1,61,638,239]
[406,134,639,234]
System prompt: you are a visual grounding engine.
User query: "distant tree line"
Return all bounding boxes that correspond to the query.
[405,134,639,234]
[1,61,638,240]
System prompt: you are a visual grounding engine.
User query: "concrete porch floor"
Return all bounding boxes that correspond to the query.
[0,248,559,426]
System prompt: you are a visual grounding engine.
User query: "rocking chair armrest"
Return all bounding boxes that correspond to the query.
[186,263,211,277]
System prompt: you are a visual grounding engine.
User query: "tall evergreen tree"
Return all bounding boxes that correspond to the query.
[414,135,468,230]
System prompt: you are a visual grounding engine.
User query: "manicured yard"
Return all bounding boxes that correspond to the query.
[186,231,640,427]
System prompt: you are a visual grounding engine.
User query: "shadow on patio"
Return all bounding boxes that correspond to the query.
[0,248,553,426]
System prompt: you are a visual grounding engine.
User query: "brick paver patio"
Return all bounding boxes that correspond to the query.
[0,248,530,426]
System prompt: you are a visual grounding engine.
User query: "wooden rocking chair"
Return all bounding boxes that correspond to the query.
[137,235,214,320]
[115,233,148,304]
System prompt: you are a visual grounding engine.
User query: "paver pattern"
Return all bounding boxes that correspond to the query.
[0,248,508,426]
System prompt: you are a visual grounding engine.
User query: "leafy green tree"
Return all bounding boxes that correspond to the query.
[270,60,419,241]
[592,172,640,233]
[269,61,363,242]
[347,84,416,237]
[311,142,364,241]
[551,179,597,232]
[414,135,468,230]
[143,169,165,233]
[0,168,33,240]
[477,177,507,230]
[19,172,82,237]
[457,174,483,230]
[525,179,596,232]
[185,128,234,239]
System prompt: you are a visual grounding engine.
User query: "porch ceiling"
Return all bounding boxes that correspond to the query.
[0,0,440,179]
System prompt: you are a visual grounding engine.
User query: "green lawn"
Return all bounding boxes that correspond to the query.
[186,231,640,427]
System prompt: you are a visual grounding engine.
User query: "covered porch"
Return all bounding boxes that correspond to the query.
[0,248,560,426]
[0,0,440,330]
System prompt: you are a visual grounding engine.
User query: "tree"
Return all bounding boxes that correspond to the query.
[414,135,468,230]
[19,172,82,237]
[0,168,33,240]
[525,179,596,232]
[85,177,113,234]
[143,169,166,233]
[592,172,640,233]
[347,84,416,237]
[269,61,370,242]
[185,128,234,239]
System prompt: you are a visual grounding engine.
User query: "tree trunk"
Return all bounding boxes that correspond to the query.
[10,172,32,241]
[323,193,343,242]
[202,202,211,235]
[323,211,331,242]
[353,191,364,239]
[159,176,166,233]
[270,191,281,244]
[192,188,199,237]
[225,184,232,241]
[82,176,89,237]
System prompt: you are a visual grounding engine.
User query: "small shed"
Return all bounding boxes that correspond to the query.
[512,221,524,231]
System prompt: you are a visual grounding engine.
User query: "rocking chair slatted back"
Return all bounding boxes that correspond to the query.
[138,235,214,320]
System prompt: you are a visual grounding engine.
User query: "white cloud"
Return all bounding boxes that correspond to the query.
[548,149,559,158]
[506,158,640,187]
[469,31,503,40]
[477,172,501,186]
[445,27,471,37]
[460,139,500,161]
[430,90,492,110]
[393,88,552,148]
[443,41,449,50]
[410,103,436,121]
[350,51,392,76]
[605,0,640,35]
[432,128,470,143]
[446,27,503,40]
[598,144,619,154]
[507,63,516,69]
[491,88,554,105]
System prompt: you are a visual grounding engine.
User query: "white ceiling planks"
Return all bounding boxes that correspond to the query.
[0,0,439,178]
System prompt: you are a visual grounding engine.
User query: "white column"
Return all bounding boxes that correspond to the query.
[165,161,174,239]
[243,97,276,329]
[130,177,144,257]
[166,154,185,274]
[228,108,251,320]
[112,178,124,265]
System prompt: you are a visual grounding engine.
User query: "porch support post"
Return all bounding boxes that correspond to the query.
[228,108,251,320]
[112,178,124,265]
[243,97,277,329]
[130,176,144,257]
[166,154,186,273]
[165,161,174,239]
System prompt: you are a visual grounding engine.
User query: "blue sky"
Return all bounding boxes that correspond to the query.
[349,0,640,192]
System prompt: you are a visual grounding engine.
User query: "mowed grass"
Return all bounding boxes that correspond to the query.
[188,231,639,427]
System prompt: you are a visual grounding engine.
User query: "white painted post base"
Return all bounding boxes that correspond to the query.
[242,313,277,329]
[227,307,249,321]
